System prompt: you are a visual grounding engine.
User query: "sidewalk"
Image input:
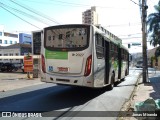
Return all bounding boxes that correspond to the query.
[0,73,43,92]
[120,70,160,120]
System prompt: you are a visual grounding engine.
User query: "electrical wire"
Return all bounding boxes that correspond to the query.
[49,0,125,9]
[14,0,132,9]
[9,0,61,24]
[2,0,63,35]
[7,0,143,28]
[117,33,142,37]
[121,36,142,39]
[1,2,51,26]
[1,0,145,39]
[130,0,141,6]
[104,22,141,27]
[0,5,41,29]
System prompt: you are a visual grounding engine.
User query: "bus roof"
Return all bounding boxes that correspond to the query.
[43,24,129,52]
[92,25,128,52]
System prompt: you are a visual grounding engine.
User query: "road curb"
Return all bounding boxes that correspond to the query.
[118,73,142,119]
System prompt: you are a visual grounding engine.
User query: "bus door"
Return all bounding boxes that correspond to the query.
[118,48,122,79]
[104,40,110,84]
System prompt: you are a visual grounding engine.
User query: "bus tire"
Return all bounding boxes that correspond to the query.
[108,73,115,90]
[125,69,128,76]
[121,77,125,81]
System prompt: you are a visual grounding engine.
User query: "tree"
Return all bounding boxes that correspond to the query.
[147,1,160,47]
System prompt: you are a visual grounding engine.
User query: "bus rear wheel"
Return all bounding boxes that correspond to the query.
[125,69,128,76]
[108,73,115,90]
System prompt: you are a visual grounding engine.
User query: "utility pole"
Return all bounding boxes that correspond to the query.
[141,0,148,83]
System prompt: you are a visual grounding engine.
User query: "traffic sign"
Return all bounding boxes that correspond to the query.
[132,42,141,46]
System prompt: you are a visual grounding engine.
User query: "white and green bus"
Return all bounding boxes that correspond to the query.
[41,24,129,89]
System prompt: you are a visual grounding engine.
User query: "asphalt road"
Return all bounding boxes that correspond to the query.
[0,68,141,120]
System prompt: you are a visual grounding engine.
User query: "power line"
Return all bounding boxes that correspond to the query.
[32,0,91,7]
[130,0,141,6]
[13,0,91,9]
[104,22,141,27]
[16,0,131,9]
[5,0,64,37]
[0,3,41,29]
[48,0,120,9]
[121,36,142,39]
[1,2,51,26]
[9,0,61,24]
[117,33,142,37]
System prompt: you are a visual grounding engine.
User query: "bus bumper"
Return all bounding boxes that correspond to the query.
[44,73,94,87]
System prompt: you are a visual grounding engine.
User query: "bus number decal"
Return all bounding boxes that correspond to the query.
[72,53,84,57]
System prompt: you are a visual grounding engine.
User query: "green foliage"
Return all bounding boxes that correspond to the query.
[151,56,156,61]
[147,1,160,47]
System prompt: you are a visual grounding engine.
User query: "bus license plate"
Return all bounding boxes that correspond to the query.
[58,67,69,72]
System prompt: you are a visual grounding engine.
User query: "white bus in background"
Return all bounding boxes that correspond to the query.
[40,24,129,89]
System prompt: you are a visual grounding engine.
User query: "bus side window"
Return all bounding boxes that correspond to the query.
[110,43,114,59]
[124,50,127,61]
[123,50,125,60]
[122,50,124,60]
[59,34,63,40]
[114,45,118,59]
[124,50,125,60]
[95,33,104,59]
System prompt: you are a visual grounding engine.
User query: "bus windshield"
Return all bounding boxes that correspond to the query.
[44,25,90,51]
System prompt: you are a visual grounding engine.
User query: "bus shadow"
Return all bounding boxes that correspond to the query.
[115,84,136,87]
[114,80,136,87]
[0,85,109,112]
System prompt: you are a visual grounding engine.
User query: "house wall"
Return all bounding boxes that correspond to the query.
[152,56,160,70]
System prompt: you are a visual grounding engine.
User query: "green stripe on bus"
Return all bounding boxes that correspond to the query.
[45,49,68,59]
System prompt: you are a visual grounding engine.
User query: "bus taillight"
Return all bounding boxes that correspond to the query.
[84,55,92,76]
[41,54,46,73]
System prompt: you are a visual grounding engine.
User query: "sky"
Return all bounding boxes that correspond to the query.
[0,0,159,53]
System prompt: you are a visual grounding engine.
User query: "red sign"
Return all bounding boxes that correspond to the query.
[24,55,33,72]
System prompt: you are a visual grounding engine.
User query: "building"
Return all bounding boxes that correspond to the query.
[0,25,32,64]
[19,33,32,44]
[82,6,98,25]
[0,25,32,46]
[0,43,31,63]
[0,26,19,46]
